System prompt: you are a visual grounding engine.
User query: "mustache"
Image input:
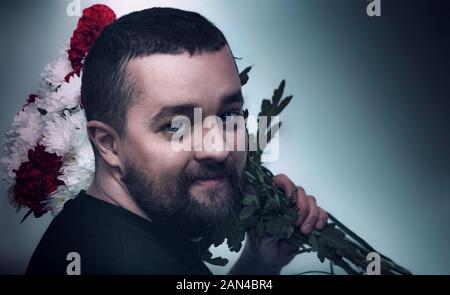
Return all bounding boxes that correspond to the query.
[183,160,235,183]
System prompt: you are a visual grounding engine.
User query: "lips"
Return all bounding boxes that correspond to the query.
[192,175,225,187]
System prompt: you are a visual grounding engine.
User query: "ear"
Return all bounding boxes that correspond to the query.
[87,120,125,174]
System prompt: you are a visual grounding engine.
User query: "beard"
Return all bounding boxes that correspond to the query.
[121,158,245,238]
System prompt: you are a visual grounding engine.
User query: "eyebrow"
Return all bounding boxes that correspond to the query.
[151,89,244,126]
[219,89,244,107]
[152,103,196,126]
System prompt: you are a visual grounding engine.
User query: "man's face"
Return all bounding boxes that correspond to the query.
[120,46,247,237]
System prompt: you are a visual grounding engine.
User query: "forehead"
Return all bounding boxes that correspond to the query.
[126,46,241,115]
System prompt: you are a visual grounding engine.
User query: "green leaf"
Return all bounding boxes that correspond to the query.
[275,95,293,115]
[286,225,295,239]
[239,205,258,220]
[201,250,229,266]
[244,171,256,182]
[239,215,259,229]
[272,80,285,106]
[317,244,327,263]
[308,232,319,252]
[265,121,282,145]
[283,208,298,225]
[287,231,308,248]
[243,108,249,120]
[263,194,281,213]
[20,208,33,224]
[239,66,252,86]
[225,221,245,252]
[261,99,271,115]
[242,193,260,209]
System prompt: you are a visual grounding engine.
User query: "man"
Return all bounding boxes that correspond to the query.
[26,7,328,275]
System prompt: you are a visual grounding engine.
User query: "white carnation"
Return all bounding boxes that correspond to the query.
[1,103,44,178]
[42,108,87,156]
[42,108,95,213]
[45,185,72,215]
[12,104,44,147]
[41,57,72,91]
[36,74,81,114]
[59,110,95,195]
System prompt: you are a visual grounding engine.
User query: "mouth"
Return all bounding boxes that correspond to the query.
[191,175,226,188]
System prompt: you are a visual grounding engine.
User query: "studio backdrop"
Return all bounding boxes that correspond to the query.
[0,0,448,274]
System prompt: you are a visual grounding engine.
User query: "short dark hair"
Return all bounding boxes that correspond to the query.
[82,7,229,156]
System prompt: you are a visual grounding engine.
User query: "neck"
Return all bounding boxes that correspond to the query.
[86,163,151,222]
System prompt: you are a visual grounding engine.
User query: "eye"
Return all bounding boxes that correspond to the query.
[164,120,185,133]
[220,110,244,125]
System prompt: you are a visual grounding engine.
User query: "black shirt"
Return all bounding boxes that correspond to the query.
[26,190,212,275]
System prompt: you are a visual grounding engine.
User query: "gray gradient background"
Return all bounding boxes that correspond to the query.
[0,0,448,274]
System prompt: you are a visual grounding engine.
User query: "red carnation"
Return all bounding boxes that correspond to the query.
[65,4,116,82]
[12,144,64,219]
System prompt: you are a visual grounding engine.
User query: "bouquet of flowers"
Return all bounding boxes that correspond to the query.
[1,4,115,221]
[201,67,411,275]
[1,4,411,275]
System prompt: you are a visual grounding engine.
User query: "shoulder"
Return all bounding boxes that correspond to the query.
[26,198,124,274]
[26,195,195,274]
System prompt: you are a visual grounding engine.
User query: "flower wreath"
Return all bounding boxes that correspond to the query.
[1,4,116,221]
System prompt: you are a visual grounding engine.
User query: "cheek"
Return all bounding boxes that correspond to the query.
[231,150,247,176]
[123,131,192,180]
[229,128,247,175]
[224,122,248,151]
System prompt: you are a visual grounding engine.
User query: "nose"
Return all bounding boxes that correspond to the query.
[193,117,231,163]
